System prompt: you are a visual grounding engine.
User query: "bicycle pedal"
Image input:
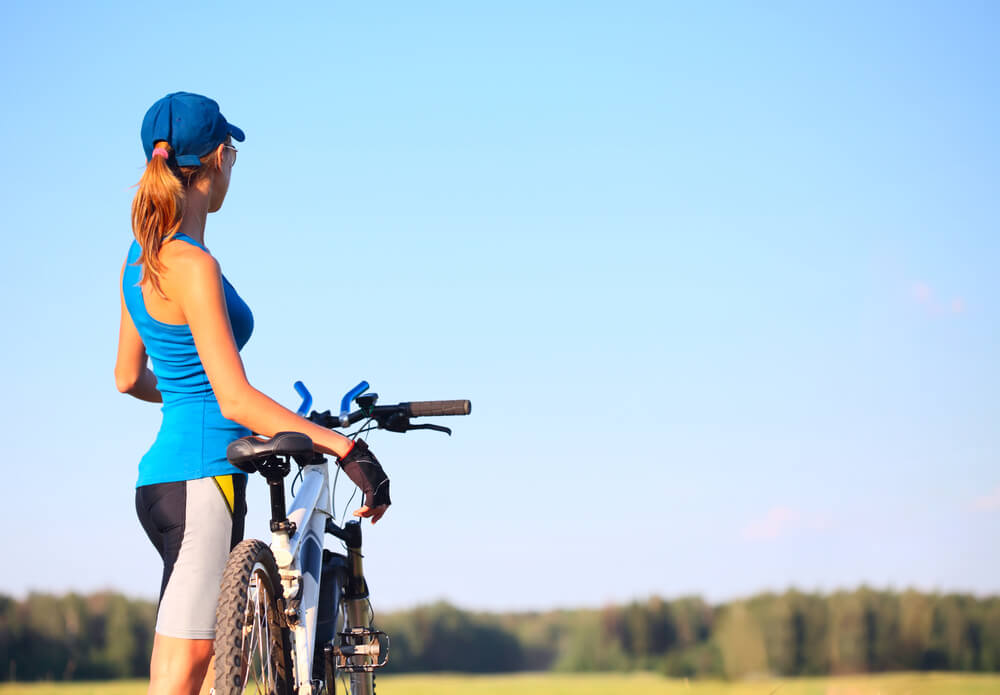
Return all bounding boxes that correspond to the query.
[333,628,390,672]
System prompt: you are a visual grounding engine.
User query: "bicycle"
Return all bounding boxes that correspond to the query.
[212,380,470,695]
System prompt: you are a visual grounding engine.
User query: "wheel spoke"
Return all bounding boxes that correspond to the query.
[248,576,263,693]
[216,541,290,695]
[254,580,267,692]
[240,577,257,689]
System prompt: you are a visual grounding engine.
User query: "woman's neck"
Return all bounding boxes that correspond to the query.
[177,184,211,247]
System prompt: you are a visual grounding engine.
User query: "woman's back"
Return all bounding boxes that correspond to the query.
[122,232,254,486]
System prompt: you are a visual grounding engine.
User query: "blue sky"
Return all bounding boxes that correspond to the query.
[0,1,997,610]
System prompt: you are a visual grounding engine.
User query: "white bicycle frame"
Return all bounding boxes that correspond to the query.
[264,454,379,695]
[270,459,332,695]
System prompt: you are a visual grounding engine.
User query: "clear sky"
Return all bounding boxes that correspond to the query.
[0,1,997,611]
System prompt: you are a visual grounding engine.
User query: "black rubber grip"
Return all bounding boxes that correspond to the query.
[406,400,471,417]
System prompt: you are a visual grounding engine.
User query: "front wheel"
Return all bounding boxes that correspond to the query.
[215,539,294,695]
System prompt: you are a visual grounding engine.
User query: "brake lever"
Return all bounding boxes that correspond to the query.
[374,411,452,435]
[405,423,452,436]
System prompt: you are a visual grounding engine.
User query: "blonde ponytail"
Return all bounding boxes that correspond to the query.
[129,141,221,295]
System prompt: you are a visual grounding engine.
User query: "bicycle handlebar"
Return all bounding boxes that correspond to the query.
[404,400,472,417]
[293,380,313,416]
[340,380,370,426]
[309,401,471,430]
[295,380,470,435]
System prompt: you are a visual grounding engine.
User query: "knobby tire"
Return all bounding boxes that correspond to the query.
[215,539,294,695]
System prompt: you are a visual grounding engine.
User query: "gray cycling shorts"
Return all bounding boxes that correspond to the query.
[135,475,247,639]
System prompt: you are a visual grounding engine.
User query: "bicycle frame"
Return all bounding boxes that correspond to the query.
[225,382,467,695]
[267,458,376,695]
[273,460,328,693]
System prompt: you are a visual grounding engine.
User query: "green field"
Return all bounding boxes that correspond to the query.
[1,673,998,695]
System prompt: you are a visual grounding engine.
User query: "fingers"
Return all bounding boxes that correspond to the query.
[352,504,389,524]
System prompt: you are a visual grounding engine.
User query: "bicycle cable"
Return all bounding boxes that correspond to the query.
[337,423,374,524]
[330,459,342,521]
[347,419,377,439]
[329,418,372,523]
[341,487,359,526]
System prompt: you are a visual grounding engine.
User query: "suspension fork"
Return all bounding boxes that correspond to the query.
[324,519,378,695]
[324,519,374,634]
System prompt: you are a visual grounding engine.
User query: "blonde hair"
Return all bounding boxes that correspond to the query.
[129,141,223,295]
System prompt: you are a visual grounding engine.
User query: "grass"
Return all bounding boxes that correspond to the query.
[1,672,999,695]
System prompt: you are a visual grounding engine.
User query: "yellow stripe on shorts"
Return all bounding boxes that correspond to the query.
[213,474,236,515]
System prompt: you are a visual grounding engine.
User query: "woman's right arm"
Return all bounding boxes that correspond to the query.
[166,244,356,459]
[170,246,388,522]
[163,245,388,523]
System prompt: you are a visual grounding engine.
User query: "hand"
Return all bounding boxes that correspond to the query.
[353,504,389,524]
[338,439,391,519]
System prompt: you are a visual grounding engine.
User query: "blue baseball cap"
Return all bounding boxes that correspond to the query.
[141,92,245,166]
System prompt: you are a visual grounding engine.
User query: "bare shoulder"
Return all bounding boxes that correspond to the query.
[160,238,220,281]
[156,239,223,307]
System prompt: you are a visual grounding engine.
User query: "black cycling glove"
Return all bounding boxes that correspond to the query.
[338,439,391,508]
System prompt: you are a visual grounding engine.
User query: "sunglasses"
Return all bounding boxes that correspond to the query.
[223,143,238,162]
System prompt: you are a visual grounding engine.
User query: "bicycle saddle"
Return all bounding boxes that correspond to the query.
[226,431,314,473]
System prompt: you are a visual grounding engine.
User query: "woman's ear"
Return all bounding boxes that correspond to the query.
[214,142,226,171]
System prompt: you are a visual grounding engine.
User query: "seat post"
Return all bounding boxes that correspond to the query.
[256,454,294,534]
[268,477,288,528]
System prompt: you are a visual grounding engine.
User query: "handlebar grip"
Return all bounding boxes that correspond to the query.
[406,400,472,417]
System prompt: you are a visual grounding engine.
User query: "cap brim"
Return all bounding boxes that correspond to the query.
[228,123,246,142]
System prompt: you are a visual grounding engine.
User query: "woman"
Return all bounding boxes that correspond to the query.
[115,92,390,695]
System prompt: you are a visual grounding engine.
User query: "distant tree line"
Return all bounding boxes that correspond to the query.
[0,593,154,681]
[2,588,999,681]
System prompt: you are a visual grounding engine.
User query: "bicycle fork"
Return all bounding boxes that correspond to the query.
[323,520,389,695]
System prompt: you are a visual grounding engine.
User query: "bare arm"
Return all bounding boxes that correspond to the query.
[169,247,354,459]
[115,262,162,403]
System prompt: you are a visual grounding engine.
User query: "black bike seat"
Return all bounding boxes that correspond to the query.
[226,431,314,472]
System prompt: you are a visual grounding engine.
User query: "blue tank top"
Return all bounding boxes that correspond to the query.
[122,233,254,487]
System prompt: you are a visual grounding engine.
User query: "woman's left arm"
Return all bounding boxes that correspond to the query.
[115,262,162,403]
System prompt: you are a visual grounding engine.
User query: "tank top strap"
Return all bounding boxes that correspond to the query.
[172,232,209,252]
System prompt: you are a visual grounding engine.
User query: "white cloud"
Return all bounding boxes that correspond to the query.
[912,282,932,304]
[740,506,834,542]
[740,506,801,541]
[910,282,966,315]
[972,486,1000,512]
